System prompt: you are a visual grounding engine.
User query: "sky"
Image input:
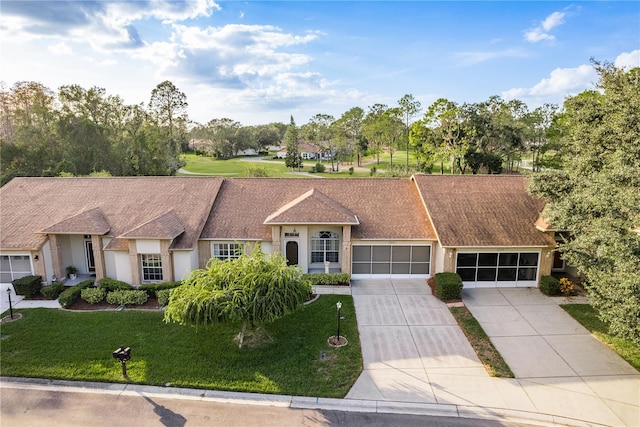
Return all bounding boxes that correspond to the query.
[1,1,638,126]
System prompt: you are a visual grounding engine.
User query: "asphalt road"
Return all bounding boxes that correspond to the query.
[0,387,537,427]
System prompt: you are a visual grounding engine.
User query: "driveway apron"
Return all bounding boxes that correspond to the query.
[463,288,640,427]
[346,279,534,412]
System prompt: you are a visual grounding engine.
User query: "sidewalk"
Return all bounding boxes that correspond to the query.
[2,281,638,426]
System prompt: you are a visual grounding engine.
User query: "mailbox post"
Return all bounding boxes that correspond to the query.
[112,346,131,377]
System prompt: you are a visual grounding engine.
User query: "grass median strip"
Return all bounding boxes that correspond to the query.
[561,304,640,371]
[0,295,362,397]
[449,306,514,378]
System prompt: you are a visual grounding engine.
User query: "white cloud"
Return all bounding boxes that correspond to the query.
[524,11,566,43]
[453,49,527,65]
[502,64,597,105]
[48,42,72,56]
[614,49,640,69]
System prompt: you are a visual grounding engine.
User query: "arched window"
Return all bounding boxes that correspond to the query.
[311,231,339,263]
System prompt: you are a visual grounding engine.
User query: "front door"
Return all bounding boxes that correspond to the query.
[85,240,96,272]
[285,241,299,266]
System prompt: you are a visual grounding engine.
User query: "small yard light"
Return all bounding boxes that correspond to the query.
[336,301,342,342]
[6,287,14,319]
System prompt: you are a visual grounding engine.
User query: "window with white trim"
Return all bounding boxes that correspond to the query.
[141,254,163,282]
[311,231,339,263]
[212,243,242,260]
[0,255,32,283]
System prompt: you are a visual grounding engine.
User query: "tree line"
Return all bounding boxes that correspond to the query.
[2,78,566,184]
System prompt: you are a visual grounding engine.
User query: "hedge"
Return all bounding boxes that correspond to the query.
[435,272,463,301]
[12,275,43,298]
[40,282,65,300]
[302,273,351,286]
[98,278,132,292]
[106,290,148,306]
[139,281,182,297]
[540,275,561,296]
[58,279,95,308]
[156,288,174,306]
[81,287,106,304]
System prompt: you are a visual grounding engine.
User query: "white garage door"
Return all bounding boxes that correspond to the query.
[352,245,431,277]
[456,252,539,288]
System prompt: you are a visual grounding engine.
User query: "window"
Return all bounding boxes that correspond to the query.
[455,252,539,284]
[212,243,242,260]
[351,245,431,275]
[311,231,339,264]
[1,255,32,283]
[141,254,163,282]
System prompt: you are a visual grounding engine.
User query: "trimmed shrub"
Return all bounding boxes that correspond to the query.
[539,275,561,296]
[12,275,42,298]
[156,288,173,306]
[348,166,354,175]
[99,278,132,292]
[302,273,351,286]
[139,281,182,298]
[58,279,95,308]
[40,282,65,300]
[106,290,148,306]
[81,287,105,304]
[435,272,463,301]
[314,163,326,173]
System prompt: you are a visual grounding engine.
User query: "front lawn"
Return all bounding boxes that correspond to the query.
[0,295,362,397]
[561,304,640,371]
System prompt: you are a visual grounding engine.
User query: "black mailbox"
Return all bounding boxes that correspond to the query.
[112,346,131,376]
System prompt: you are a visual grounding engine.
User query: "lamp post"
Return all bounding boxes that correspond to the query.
[6,287,14,319]
[336,301,342,342]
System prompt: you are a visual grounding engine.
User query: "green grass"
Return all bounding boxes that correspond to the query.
[449,306,514,378]
[0,295,362,397]
[561,304,640,371]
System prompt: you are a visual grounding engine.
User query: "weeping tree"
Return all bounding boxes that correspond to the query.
[164,247,312,348]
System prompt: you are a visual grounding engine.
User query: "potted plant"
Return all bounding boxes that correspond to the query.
[66,266,78,280]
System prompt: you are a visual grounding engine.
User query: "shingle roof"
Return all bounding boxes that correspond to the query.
[202,178,436,241]
[264,189,359,225]
[412,174,555,247]
[40,207,110,235]
[120,210,185,240]
[0,177,223,251]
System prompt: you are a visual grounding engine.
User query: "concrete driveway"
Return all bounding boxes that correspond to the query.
[345,279,640,426]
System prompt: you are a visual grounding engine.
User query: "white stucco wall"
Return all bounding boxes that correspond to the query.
[136,240,161,254]
[113,251,132,284]
[43,241,54,283]
[68,235,88,274]
[173,251,196,282]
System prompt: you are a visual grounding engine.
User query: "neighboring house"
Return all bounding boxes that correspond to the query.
[0,175,557,289]
[276,141,331,160]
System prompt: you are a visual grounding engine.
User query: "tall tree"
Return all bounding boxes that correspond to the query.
[529,62,640,345]
[164,247,311,348]
[361,104,388,165]
[301,114,335,169]
[283,116,302,171]
[398,94,421,167]
[148,80,188,141]
[333,107,365,167]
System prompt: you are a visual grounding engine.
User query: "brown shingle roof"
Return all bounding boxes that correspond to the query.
[40,207,110,235]
[120,210,185,240]
[202,178,436,241]
[0,177,223,251]
[264,189,359,225]
[412,174,555,247]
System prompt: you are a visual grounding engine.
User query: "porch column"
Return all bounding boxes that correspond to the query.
[48,234,65,280]
[128,240,140,286]
[341,225,352,274]
[198,240,211,268]
[160,240,173,282]
[91,235,106,281]
[271,226,282,254]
